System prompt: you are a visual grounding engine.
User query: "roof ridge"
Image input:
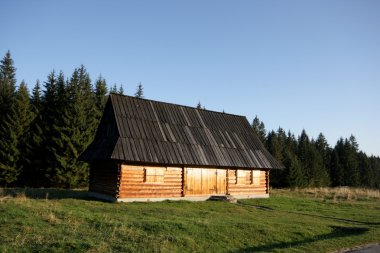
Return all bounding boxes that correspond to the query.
[109,93,247,119]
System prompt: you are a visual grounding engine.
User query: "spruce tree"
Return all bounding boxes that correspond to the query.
[0,82,33,185]
[40,71,59,184]
[31,80,42,110]
[358,151,374,188]
[252,116,266,144]
[267,130,286,186]
[0,52,19,185]
[196,101,202,109]
[313,133,331,186]
[0,51,17,118]
[331,139,345,186]
[135,82,144,98]
[284,151,305,188]
[118,84,124,95]
[110,84,117,93]
[94,75,108,120]
[343,135,360,186]
[50,66,95,187]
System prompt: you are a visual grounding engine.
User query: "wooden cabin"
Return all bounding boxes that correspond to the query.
[80,94,283,202]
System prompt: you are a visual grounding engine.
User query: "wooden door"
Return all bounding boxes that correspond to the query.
[186,168,226,196]
[215,169,226,194]
[186,168,202,195]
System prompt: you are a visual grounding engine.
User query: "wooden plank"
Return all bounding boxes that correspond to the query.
[149,101,168,142]
[180,106,192,126]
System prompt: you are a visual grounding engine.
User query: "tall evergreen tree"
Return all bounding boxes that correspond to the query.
[135,82,144,98]
[267,130,286,186]
[31,80,42,110]
[0,82,33,185]
[252,116,266,145]
[297,130,329,186]
[284,151,305,187]
[343,135,360,186]
[331,139,345,186]
[0,51,17,118]
[110,84,117,93]
[94,75,108,120]
[358,151,374,188]
[0,51,19,185]
[20,85,44,187]
[118,84,124,95]
[50,66,95,187]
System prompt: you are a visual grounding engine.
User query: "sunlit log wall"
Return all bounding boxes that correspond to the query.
[113,164,269,198]
[118,165,183,198]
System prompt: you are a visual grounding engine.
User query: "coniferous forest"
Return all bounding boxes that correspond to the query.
[1,51,379,189]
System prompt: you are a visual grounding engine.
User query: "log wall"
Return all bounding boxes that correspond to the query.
[118,165,183,198]
[89,162,120,197]
[118,165,269,198]
[227,169,268,195]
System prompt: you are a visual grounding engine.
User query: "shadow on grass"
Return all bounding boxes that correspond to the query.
[232,226,369,253]
[237,202,380,226]
[0,187,92,200]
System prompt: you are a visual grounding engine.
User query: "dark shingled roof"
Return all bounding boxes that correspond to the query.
[80,93,283,169]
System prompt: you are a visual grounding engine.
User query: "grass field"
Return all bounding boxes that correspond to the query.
[0,187,379,253]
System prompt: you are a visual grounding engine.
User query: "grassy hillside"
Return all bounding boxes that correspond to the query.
[0,188,379,253]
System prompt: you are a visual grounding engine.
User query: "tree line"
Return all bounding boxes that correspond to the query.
[0,51,143,187]
[252,117,380,189]
[1,51,379,189]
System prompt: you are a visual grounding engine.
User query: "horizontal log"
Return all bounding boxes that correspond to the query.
[229,185,266,189]
[120,190,183,195]
[120,184,182,189]
[120,188,181,192]
[119,188,182,193]
[230,192,267,195]
[121,172,144,176]
[121,180,145,183]
[121,171,182,175]
[228,189,266,193]
[228,188,266,192]
[119,193,182,198]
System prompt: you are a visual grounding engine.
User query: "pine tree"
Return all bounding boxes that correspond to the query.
[0,52,19,185]
[196,101,202,109]
[110,84,117,93]
[252,116,266,144]
[94,75,108,120]
[358,151,374,188]
[0,51,17,119]
[267,130,286,186]
[284,151,305,188]
[313,133,331,186]
[331,139,345,186]
[135,82,144,98]
[31,80,42,110]
[50,66,95,187]
[19,80,44,186]
[0,82,34,185]
[118,84,124,95]
[343,135,360,186]
[40,70,59,184]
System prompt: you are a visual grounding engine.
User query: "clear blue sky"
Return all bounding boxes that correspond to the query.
[1,1,379,156]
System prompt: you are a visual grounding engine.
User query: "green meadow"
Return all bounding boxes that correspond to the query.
[0,188,379,253]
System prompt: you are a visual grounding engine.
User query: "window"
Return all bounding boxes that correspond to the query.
[252,170,261,185]
[144,167,165,183]
[236,170,252,185]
